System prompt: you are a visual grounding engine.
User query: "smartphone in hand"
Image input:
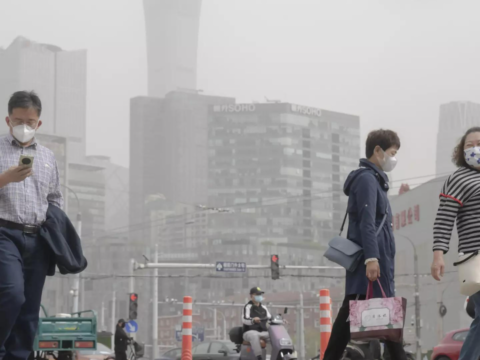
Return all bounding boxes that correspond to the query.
[19,155,34,168]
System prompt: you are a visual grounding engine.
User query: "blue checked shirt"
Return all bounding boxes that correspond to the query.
[0,134,63,225]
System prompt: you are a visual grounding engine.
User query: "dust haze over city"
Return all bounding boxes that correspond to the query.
[1,0,480,359]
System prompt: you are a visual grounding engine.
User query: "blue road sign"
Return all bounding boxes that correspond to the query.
[216,261,246,273]
[193,326,205,342]
[126,320,138,333]
[175,326,205,342]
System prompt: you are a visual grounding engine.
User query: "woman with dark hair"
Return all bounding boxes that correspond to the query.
[431,127,480,360]
[323,129,407,360]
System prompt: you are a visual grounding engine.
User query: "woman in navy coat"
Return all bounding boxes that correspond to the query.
[323,129,407,360]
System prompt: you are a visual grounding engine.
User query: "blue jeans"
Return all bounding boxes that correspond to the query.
[459,290,480,360]
[0,228,50,360]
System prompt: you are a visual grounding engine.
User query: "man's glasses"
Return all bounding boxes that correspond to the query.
[9,119,38,128]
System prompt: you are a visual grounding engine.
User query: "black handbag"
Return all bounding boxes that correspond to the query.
[324,209,388,272]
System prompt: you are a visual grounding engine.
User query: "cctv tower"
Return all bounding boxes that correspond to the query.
[143,0,202,97]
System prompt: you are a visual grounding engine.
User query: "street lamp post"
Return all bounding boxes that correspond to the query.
[208,307,226,340]
[396,233,421,360]
[62,185,82,314]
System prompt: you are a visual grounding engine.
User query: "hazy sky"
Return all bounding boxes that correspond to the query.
[2,0,480,188]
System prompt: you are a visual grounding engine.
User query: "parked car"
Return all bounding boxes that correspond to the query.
[178,341,239,360]
[431,328,469,360]
[77,343,115,360]
[157,348,181,360]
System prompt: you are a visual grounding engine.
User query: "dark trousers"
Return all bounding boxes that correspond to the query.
[115,352,127,360]
[324,294,407,360]
[0,228,50,360]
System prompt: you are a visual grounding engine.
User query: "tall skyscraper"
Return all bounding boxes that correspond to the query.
[129,91,234,230]
[143,0,202,97]
[436,101,480,175]
[0,36,87,162]
[207,103,360,244]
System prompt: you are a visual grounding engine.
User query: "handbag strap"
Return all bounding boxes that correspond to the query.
[339,209,389,237]
[366,280,387,300]
[453,250,479,267]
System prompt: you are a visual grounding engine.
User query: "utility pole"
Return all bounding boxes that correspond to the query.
[436,282,451,342]
[413,250,421,360]
[130,258,136,341]
[153,245,159,359]
[111,283,116,349]
[183,207,189,296]
[214,308,217,340]
[101,301,105,331]
[63,185,81,314]
[72,211,82,313]
[300,293,305,360]
[296,309,300,356]
[436,283,443,343]
[223,314,227,340]
[396,234,422,360]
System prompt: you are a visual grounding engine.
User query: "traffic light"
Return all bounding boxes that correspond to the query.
[271,255,280,280]
[129,293,138,320]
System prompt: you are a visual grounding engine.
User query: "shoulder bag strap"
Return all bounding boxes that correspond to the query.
[340,208,388,237]
[338,210,348,236]
[375,209,388,236]
[453,250,479,267]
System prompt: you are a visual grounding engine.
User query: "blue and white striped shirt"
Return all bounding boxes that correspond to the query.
[0,133,63,225]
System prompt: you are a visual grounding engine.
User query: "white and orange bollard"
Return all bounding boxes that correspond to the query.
[181,296,193,360]
[319,289,332,360]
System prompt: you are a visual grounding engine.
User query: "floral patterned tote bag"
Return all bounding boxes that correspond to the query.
[349,280,407,342]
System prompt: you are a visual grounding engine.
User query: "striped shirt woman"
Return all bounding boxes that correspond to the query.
[433,166,480,254]
[431,127,480,360]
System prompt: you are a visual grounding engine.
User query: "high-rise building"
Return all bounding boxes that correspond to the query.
[0,36,87,162]
[207,103,360,244]
[85,156,129,233]
[129,91,234,231]
[436,101,480,175]
[67,162,106,238]
[143,0,202,97]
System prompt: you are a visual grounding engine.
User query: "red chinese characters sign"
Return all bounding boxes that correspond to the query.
[393,205,420,230]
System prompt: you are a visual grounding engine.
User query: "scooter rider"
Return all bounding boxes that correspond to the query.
[243,287,272,360]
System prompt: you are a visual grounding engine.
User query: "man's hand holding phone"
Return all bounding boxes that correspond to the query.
[1,166,32,185]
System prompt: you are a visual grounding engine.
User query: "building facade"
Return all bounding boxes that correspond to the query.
[129,91,234,236]
[0,36,87,162]
[67,162,106,238]
[143,0,202,97]
[207,102,360,245]
[436,101,480,175]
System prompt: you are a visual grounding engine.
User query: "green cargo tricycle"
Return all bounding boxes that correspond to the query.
[32,305,98,360]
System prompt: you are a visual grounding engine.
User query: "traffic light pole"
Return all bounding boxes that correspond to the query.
[153,246,159,359]
[130,258,136,341]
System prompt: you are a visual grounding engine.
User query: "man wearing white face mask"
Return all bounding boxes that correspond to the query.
[0,91,63,360]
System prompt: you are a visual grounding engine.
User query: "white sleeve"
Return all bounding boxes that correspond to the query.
[263,305,272,320]
[243,304,253,325]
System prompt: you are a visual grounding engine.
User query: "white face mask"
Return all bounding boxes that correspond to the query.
[464,147,480,168]
[380,150,397,172]
[12,124,37,144]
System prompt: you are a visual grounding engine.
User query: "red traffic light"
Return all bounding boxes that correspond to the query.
[130,293,138,302]
[271,255,278,263]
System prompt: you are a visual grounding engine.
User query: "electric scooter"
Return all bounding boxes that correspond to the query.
[229,308,297,360]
